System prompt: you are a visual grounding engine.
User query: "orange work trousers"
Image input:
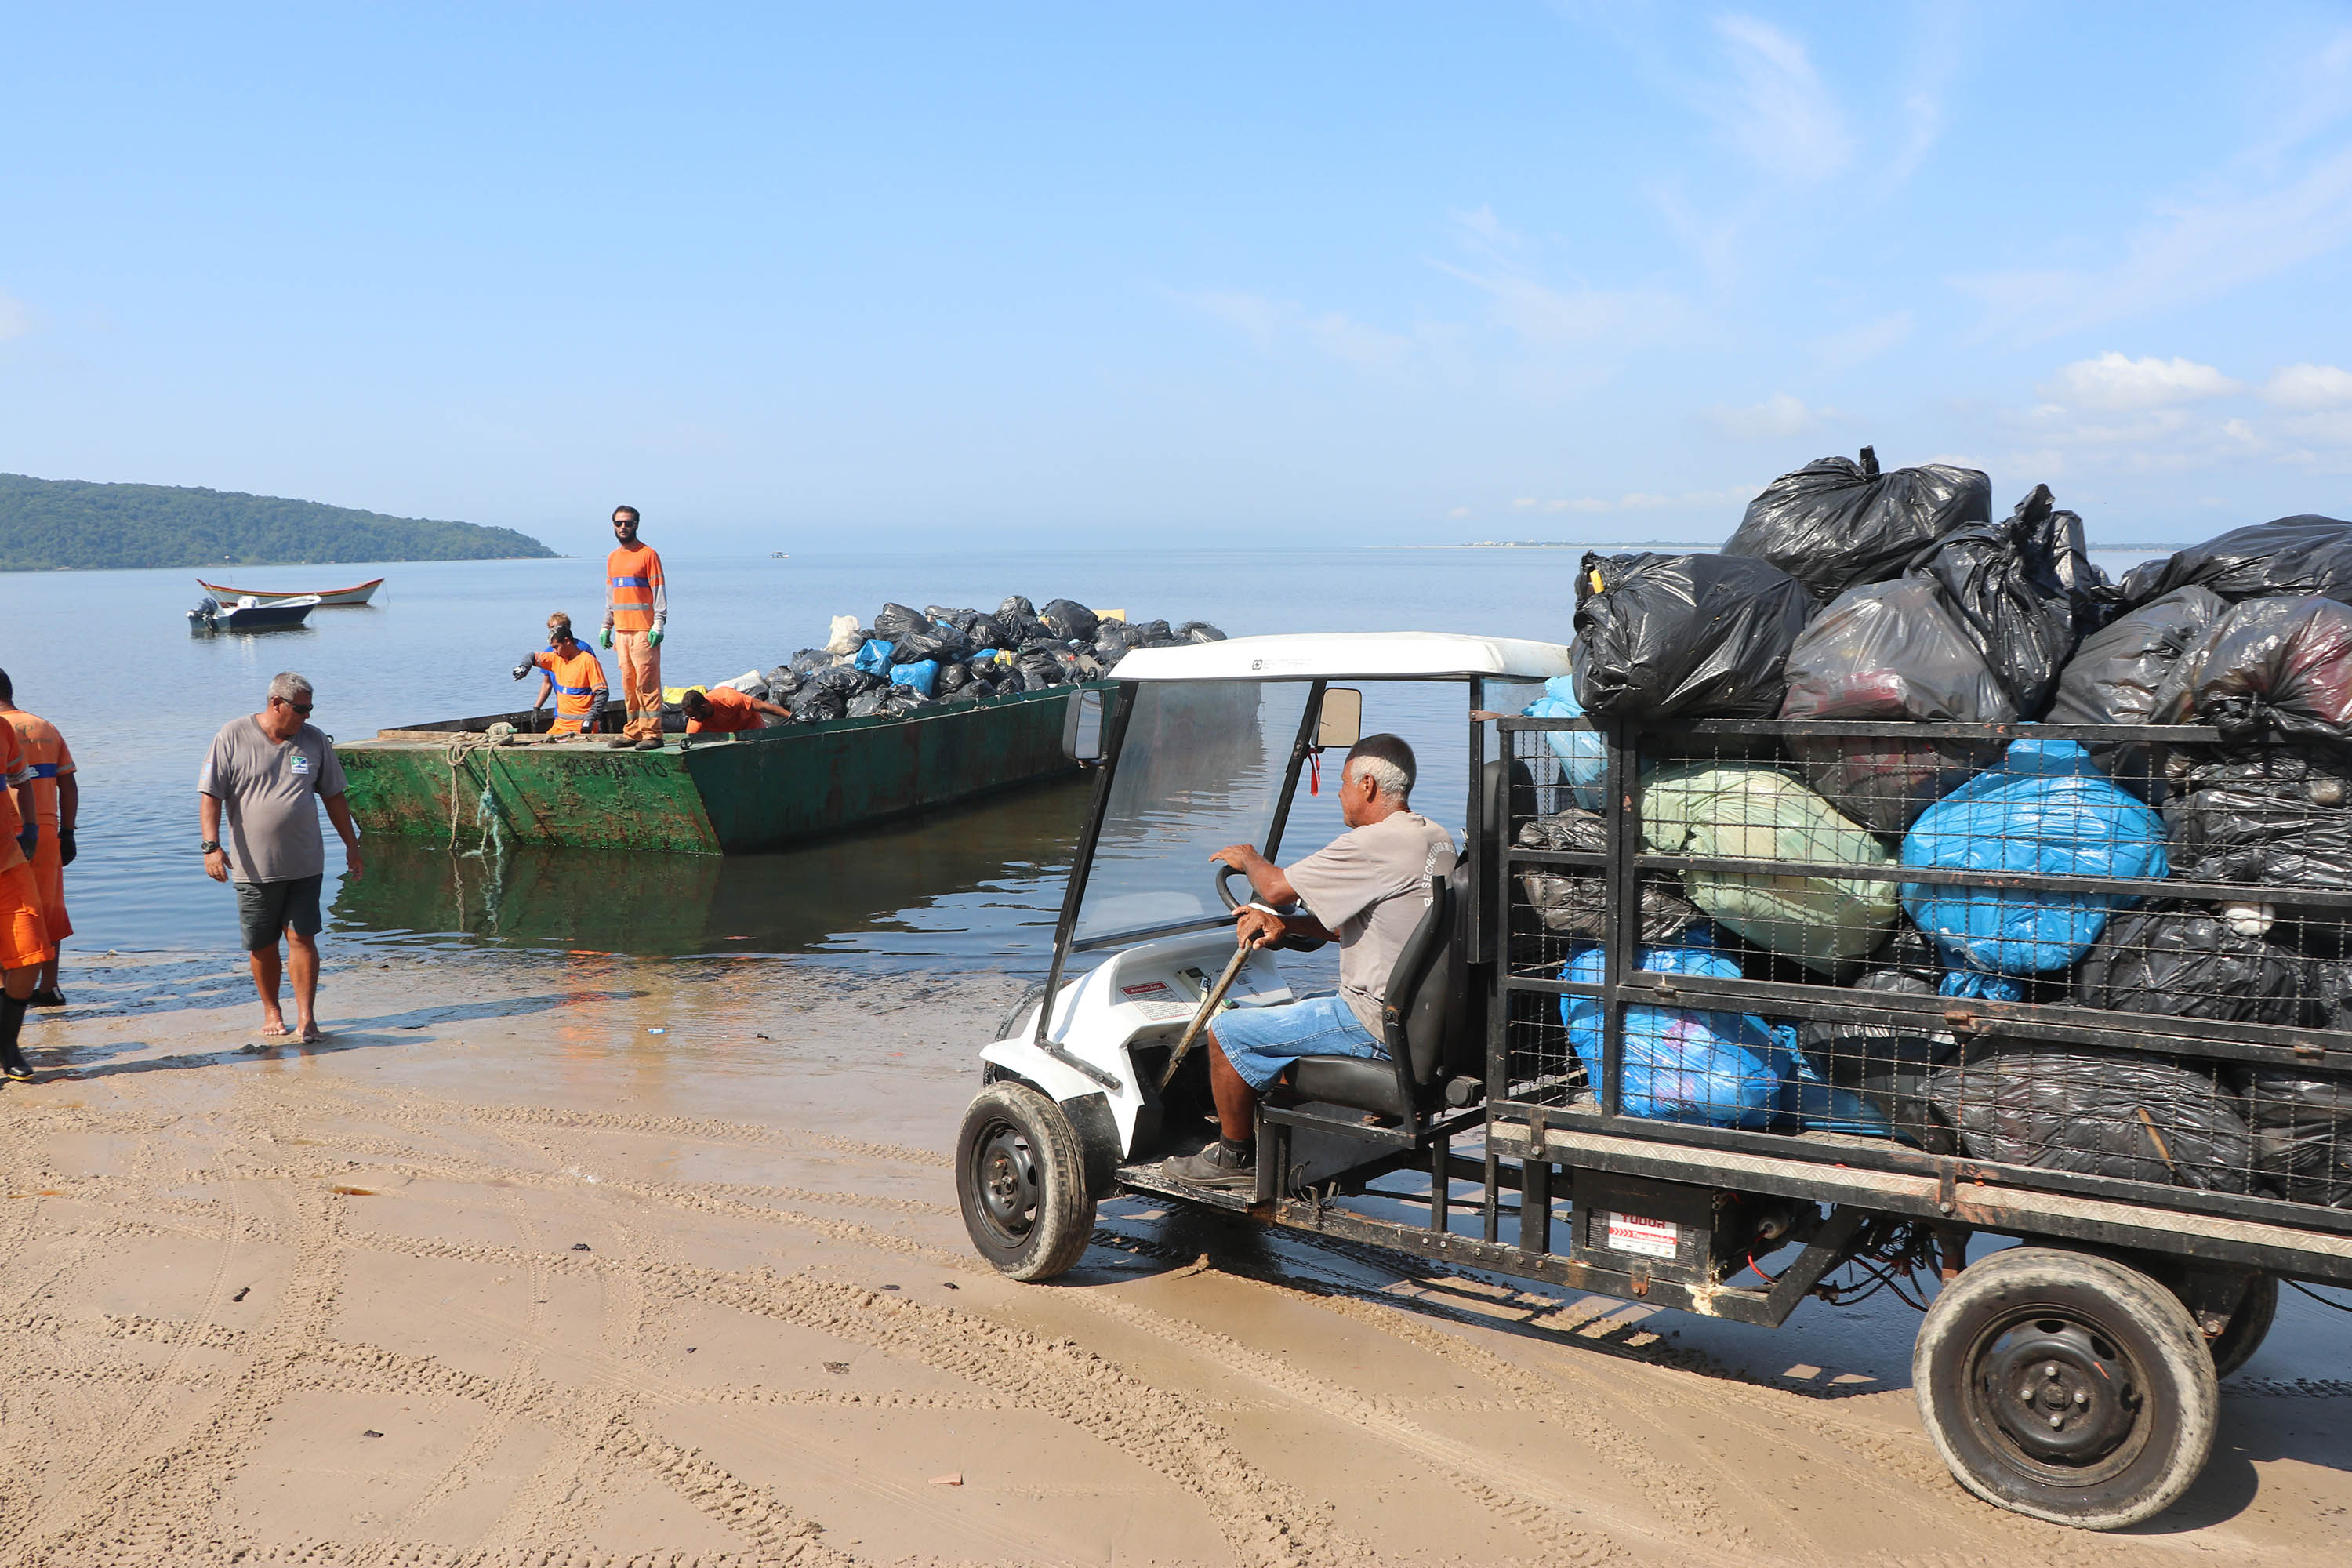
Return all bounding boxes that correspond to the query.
[31,823,67,942]
[615,630,663,742]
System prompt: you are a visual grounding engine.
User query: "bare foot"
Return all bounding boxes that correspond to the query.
[259,1021,292,1039]
[298,1024,325,1044]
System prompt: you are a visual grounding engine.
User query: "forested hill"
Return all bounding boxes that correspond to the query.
[0,473,557,570]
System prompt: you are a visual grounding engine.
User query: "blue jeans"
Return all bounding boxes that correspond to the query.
[1211,994,1386,1091]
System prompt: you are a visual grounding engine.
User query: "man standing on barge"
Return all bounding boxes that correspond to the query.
[601,505,668,752]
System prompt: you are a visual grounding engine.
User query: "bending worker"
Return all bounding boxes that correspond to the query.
[1164,734,1456,1191]
[601,503,668,750]
[681,685,789,739]
[514,613,609,740]
[0,671,75,1008]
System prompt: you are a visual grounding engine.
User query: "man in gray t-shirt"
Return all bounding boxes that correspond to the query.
[1164,734,1457,1190]
[198,672,364,1043]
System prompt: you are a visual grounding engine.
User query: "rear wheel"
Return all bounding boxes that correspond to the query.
[1915,1247,2218,1530]
[2208,1271,2276,1381]
[956,1082,1096,1282]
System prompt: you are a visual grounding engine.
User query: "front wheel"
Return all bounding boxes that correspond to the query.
[956,1082,1097,1282]
[1915,1247,2218,1530]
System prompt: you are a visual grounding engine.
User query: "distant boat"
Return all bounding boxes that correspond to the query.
[195,575,383,607]
[189,595,321,634]
[770,553,790,559]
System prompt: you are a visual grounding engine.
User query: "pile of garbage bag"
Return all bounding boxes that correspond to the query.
[713,595,1224,726]
[1521,451,2352,1200]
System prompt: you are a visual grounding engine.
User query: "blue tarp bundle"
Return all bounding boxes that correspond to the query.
[1559,924,1793,1127]
[887,659,940,697]
[1901,739,2168,978]
[1520,675,1606,810]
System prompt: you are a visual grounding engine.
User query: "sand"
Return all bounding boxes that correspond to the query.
[2,947,2347,1566]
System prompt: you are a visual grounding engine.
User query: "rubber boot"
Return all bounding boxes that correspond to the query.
[0,995,31,1080]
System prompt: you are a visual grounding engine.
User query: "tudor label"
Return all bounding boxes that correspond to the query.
[1603,1211,1679,1260]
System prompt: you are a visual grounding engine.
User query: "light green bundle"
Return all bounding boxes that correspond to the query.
[1640,760,1897,974]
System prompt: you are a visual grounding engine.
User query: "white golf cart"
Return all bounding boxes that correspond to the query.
[956,632,1566,1280]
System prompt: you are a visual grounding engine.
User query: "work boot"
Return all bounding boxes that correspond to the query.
[0,996,31,1081]
[605,735,635,750]
[1162,1138,1254,1191]
[633,738,663,751]
[27,989,65,1008]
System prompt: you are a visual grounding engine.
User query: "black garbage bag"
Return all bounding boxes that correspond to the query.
[965,677,997,700]
[964,614,1011,652]
[2245,1071,2352,1207]
[880,684,934,715]
[1570,551,1816,720]
[891,623,967,666]
[844,688,890,720]
[1798,928,1962,1136]
[999,593,1036,621]
[935,661,972,695]
[1039,597,1099,642]
[813,664,885,696]
[787,648,831,677]
[1513,807,1703,942]
[926,605,979,629]
[1016,652,1066,688]
[1094,622,1138,658]
[2154,594,2352,746]
[1722,445,1991,601]
[2163,747,2352,892]
[2072,903,2305,1025]
[2048,587,2227,800]
[993,669,1026,694]
[1779,578,2013,831]
[793,691,844,724]
[764,664,796,693]
[1907,484,2096,718]
[1180,620,1227,643]
[1928,1045,2257,1191]
[2120,514,2352,606]
[872,602,929,641]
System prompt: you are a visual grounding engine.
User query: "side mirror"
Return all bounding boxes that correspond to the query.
[1317,687,1363,750]
[1062,688,1109,762]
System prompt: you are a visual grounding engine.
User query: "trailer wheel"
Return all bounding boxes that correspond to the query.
[1915,1247,2217,1530]
[2208,1272,2276,1381]
[956,1083,1096,1282]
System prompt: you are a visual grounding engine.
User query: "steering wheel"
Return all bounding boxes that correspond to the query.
[1214,862,1324,952]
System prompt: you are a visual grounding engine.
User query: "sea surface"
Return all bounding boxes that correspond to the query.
[0,545,2165,973]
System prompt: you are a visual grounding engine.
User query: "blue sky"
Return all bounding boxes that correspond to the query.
[3,2,2349,551]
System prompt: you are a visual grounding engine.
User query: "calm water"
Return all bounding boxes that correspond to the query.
[0,546,2165,972]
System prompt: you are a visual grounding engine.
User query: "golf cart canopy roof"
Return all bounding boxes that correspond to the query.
[1112,631,1574,683]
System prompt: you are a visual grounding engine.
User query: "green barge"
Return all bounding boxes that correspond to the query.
[334,683,1103,855]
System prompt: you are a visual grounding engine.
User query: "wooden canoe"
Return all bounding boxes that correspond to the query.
[196,575,383,607]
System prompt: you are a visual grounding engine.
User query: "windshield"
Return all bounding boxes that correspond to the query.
[1073,680,1312,943]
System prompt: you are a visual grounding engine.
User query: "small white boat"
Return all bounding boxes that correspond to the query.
[189,594,321,633]
[195,575,383,607]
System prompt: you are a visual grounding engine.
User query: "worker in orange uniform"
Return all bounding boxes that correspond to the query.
[600,504,668,751]
[512,613,609,739]
[0,702,53,1081]
[680,684,790,740]
[0,671,75,1008]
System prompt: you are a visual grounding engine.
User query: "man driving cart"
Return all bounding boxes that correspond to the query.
[1166,733,1457,1190]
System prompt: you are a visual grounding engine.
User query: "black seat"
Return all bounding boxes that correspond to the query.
[1284,860,1470,1125]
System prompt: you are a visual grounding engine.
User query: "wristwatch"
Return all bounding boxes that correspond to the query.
[200,840,221,853]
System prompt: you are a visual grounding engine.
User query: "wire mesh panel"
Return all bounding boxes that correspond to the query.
[1495,713,2352,1225]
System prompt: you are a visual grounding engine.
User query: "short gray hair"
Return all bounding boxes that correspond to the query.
[1344,733,1416,802]
[268,672,314,706]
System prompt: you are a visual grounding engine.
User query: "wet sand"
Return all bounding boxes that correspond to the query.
[3,950,2347,1566]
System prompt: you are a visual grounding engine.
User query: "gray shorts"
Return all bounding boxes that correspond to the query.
[235,874,324,952]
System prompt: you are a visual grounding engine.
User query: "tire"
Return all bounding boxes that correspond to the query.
[995,982,1049,1042]
[1914,1247,2219,1530]
[2208,1272,2276,1381]
[956,1082,1097,1282]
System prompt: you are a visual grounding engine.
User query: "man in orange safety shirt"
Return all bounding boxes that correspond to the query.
[681,684,791,739]
[601,504,668,751]
[0,700,54,1081]
[0,670,75,1009]
[513,614,609,739]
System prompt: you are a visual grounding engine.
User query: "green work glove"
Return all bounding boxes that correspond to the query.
[599,627,613,650]
[648,627,664,648]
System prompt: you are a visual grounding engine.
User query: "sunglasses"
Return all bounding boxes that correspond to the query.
[278,699,313,714]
